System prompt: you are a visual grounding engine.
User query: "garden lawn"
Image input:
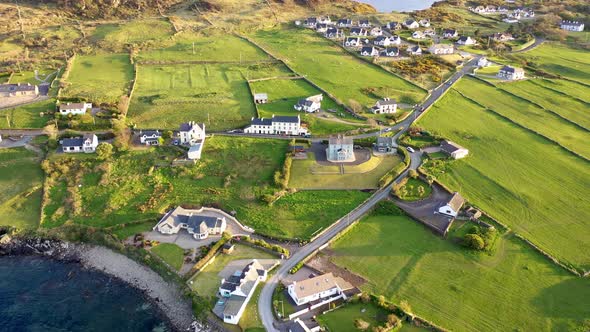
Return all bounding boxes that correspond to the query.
[514,42,590,84]
[0,148,43,229]
[397,178,432,201]
[289,153,402,190]
[41,137,368,240]
[317,302,389,332]
[250,27,427,108]
[0,99,54,129]
[330,214,590,332]
[137,33,270,62]
[455,77,590,159]
[128,63,256,131]
[188,243,275,298]
[498,79,590,129]
[60,54,134,104]
[418,89,590,270]
[151,243,184,271]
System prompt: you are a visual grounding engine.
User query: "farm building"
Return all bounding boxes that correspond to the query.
[440,140,469,159]
[327,135,354,162]
[254,93,268,104]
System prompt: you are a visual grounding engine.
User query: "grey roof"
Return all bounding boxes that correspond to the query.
[306,17,317,23]
[500,65,524,73]
[374,36,387,42]
[329,135,353,145]
[561,20,584,27]
[350,27,364,33]
[179,122,204,132]
[337,18,352,24]
[408,45,421,52]
[458,36,472,42]
[361,46,376,53]
[444,29,457,34]
[377,136,395,146]
[180,214,222,231]
[382,47,399,55]
[405,19,418,25]
[62,137,84,147]
[251,118,273,126]
[0,83,37,93]
[447,192,465,212]
[440,140,465,154]
[272,115,299,123]
[359,19,370,25]
[223,295,247,316]
[326,27,340,34]
[345,36,360,42]
[297,99,315,107]
[139,130,161,137]
[376,98,397,106]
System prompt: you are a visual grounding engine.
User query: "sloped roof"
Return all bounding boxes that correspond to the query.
[440,140,465,154]
[291,273,353,299]
[272,115,299,123]
[447,192,465,212]
[329,135,353,145]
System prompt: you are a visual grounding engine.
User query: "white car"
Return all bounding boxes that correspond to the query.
[406,147,415,153]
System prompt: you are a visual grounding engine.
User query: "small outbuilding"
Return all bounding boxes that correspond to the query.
[438,192,465,217]
[440,140,469,159]
[254,93,268,104]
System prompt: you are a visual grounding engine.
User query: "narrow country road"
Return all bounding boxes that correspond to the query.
[258,55,481,332]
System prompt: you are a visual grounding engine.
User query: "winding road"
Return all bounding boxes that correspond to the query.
[258,55,481,332]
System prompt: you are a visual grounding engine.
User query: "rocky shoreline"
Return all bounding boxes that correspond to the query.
[0,237,210,332]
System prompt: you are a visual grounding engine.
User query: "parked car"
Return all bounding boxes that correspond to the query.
[406,146,415,153]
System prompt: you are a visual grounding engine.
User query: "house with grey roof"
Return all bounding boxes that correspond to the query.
[350,27,368,36]
[371,98,397,114]
[386,22,402,31]
[442,29,458,38]
[336,18,353,27]
[560,20,585,32]
[438,192,465,217]
[358,19,371,28]
[154,206,227,240]
[376,136,397,153]
[138,130,161,146]
[244,115,308,136]
[360,46,379,57]
[0,83,39,97]
[59,102,92,116]
[428,43,454,55]
[325,27,343,39]
[457,36,477,45]
[61,134,98,153]
[344,36,362,47]
[214,259,278,325]
[382,47,400,57]
[294,94,323,113]
[403,19,420,29]
[327,135,354,162]
[406,45,422,55]
[497,65,525,80]
[179,121,205,145]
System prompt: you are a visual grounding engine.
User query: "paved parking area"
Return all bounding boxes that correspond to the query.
[0,136,32,149]
[394,183,456,235]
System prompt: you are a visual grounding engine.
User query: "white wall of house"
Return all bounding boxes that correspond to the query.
[451,149,469,159]
[59,103,92,115]
[287,284,341,306]
[438,204,459,217]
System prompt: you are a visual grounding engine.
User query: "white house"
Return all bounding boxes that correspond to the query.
[373,36,393,46]
[371,98,397,114]
[389,35,402,45]
[315,23,328,33]
[457,36,477,45]
[325,27,343,39]
[336,18,353,27]
[381,47,400,57]
[138,130,161,146]
[412,31,425,39]
[294,94,323,113]
[370,27,383,36]
[254,93,268,104]
[153,206,226,240]
[287,273,353,306]
[350,27,368,37]
[428,44,454,55]
[326,135,354,162]
[178,121,205,145]
[386,22,402,31]
[423,29,436,37]
[477,57,489,67]
[358,19,371,28]
[442,29,458,38]
[360,46,379,57]
[215,260,277,325]
[497,65,525,80]
[0,83,38,97]
[407,45,422,55]
[437,192,465,218]
[344,36,361,47]
[244,115,308,136]
[560,21,585,32]
[440,140,469,159]
[61,134,98,153]
[303,17,317,28]
[317,16,331,24]
[58,102,92,116]
[403,19,420,29]
[419,19,430,27]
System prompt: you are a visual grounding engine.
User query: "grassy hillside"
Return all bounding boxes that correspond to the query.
[513,43,590,84]
[250,27,427,108]
[418,89,590,270]
[330,213,590,332]
[0,148,43,229]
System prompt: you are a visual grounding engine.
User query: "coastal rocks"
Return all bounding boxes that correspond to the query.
[0,237,77,262]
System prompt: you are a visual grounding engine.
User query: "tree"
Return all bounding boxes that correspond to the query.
[163,130,173,139]
[408,169,418,179]
[463,233,485,250]
[348,99,363,114]
[387,314,400,327]
[96,142,113,160]
[360,293,371,303]
[377,295,387,308]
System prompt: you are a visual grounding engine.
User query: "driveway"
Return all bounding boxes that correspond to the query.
[0,135,33,149]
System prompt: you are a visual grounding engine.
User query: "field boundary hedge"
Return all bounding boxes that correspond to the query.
[528,79,590,105]
[245,80,261,118]
[453,88,590,162]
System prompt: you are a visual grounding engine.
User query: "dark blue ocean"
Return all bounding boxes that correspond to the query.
[0,256,171,332]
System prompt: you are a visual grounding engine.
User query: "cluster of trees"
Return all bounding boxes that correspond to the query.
[462,225,497,251]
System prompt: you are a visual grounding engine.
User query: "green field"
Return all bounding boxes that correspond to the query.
[534,79,590,103]
[0,148,43,229]
[455,77,590,159]
[90,19,175,51]
[137,33,270,62]
[151,243,185,271]
[317,302,389,332]
[0,99,54,129]
[60,54,134,104]
[418,89,590,270]
[128,63,256,130]
[41,136,369,239]
[499,79,590,129]
[250,78,366,135]
[289,153,402,189]
[330,213,590,332]
[251,27,427,108]
[513,43,590,84]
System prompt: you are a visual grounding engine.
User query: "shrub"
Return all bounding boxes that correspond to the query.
[355,318,370,331]
[289,261,304,274]
[463,233,485,250]
[96,142,114,160]
[408,169,418,179]
[360,292,371,304]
